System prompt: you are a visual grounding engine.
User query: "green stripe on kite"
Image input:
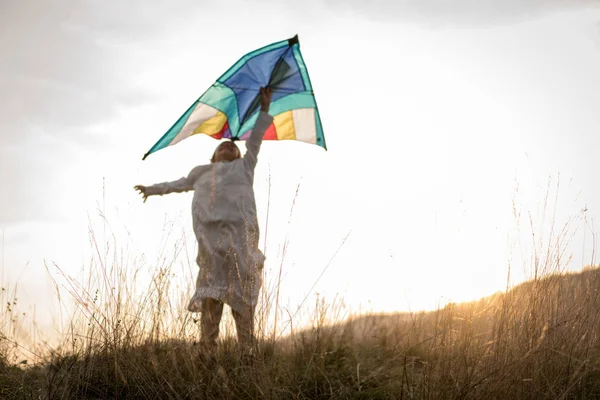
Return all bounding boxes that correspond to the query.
[199,83,240,134]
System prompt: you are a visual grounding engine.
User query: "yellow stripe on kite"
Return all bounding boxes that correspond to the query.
[273,111,296,140]
[193,111,228,136]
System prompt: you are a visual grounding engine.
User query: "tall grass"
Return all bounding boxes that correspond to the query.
[3,255,600,398]
[2,184,600,399]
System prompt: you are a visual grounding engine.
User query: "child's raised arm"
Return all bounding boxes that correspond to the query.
[243,87,273,171]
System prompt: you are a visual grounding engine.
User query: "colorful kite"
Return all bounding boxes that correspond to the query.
[143,35,325,160]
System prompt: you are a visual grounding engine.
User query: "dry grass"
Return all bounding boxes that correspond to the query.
[2,261,600,399]
[2,183,600,399]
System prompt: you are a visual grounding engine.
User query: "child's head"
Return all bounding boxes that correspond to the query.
[211,140,241,163]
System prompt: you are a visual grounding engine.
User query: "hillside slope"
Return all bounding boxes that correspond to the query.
[2,267,600,399]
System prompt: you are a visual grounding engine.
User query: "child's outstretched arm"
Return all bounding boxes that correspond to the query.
[135,178,191,202]
[243,87,273,171]
[134,165,206,202]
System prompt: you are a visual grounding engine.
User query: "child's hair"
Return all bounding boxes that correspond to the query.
[210,140,241,163]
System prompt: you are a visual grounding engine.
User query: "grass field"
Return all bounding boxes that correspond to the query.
[2,188,599,399]
[2,259,600,399]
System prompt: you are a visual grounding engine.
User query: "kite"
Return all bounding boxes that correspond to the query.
[143,35,326,160]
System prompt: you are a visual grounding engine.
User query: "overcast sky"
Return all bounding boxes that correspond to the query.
[2,0,600,342]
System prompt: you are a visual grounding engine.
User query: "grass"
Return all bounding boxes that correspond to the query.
[2,182,600,399]
[2,263,600,399]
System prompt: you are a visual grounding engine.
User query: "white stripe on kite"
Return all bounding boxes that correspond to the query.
[292,108,317,144]
[171,103,219,146]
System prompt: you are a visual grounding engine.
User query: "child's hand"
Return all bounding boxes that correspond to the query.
[134,185,149,203]
[260,87,272,112]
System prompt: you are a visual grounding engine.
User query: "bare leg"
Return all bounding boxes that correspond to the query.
[231,305,256,356]
[200,297,224,357]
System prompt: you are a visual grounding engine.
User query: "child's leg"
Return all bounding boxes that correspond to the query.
[200,297,224,355]
[231,305,256,352]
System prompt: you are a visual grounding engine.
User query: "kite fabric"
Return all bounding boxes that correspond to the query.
[143,35,326,160]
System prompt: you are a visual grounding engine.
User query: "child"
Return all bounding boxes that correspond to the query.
[135,87,273,356]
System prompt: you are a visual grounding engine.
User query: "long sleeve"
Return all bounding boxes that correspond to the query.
[145,165,207,197]
[243,111,274,171]
[145,177,193,196]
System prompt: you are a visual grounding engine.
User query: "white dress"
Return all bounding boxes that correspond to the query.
[145,112,274,314]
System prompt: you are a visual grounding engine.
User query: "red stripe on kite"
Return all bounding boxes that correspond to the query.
[263,123,278,140]
[211,122,229,140]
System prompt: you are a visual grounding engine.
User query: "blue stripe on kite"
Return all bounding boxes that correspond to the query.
[218,40,289,83]
[145,100,198,157]
[224,45,293,124]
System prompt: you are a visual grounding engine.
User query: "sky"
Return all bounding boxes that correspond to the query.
[2,0,600,343]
